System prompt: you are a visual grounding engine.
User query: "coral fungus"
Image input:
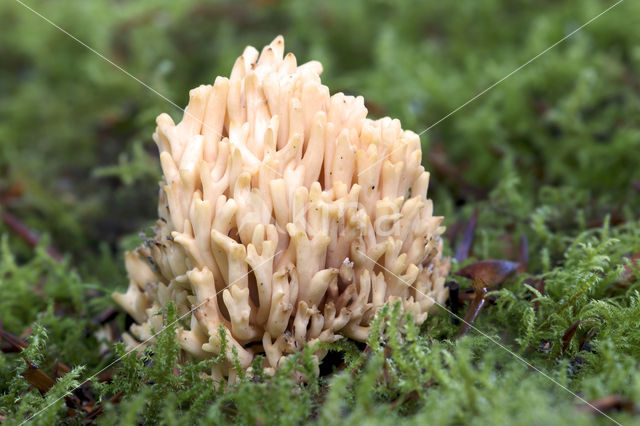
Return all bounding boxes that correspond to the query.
[113,36,449,380]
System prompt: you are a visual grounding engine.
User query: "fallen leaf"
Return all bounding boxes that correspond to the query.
[456,259,520,287]
[21,358,56,395]
[576,395,637,414]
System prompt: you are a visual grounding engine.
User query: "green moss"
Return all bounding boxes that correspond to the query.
[2,223,640,424]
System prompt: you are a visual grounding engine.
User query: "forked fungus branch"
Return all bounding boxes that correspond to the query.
[113,36,450,382]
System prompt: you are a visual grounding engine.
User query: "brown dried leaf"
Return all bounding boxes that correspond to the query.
[21,359,56,395]
[561,321,581,354]
[576,395,637,414]
[456,259,520,288]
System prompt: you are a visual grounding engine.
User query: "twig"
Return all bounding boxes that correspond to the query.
[458,279,488,337]
[1,211,63,261]
[576,395,638,415]
[455,209,478,263]
[561,319,597,354]
[21,357,56,395]
[0,327,29,352]
[518,234,528,273]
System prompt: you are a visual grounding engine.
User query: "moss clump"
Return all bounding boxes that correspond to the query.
[1,222,639,424]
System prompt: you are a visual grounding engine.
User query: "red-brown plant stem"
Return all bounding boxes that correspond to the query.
[1,211,63,261]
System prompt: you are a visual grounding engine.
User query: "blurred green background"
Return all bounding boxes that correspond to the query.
[1,0,640,423]
[2,0,639,275]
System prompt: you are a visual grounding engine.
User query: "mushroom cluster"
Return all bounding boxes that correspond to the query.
[113,36,449,381]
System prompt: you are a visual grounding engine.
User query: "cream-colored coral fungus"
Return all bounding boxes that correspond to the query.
[113,36,450,381]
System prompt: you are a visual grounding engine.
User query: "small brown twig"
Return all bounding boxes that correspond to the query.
[86,391,123,420]
[52,359,72,379]
[561,319,598,354]
[579,327,598,352]
[21,357,56,395]
[455,260,520,337]
[458,279,488,337]
[0,327,29,353]
[455,209,478,263]
[517,234,528,273]
[576,395,638,415]
[1,211,63,261]
[349,345,372,377]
